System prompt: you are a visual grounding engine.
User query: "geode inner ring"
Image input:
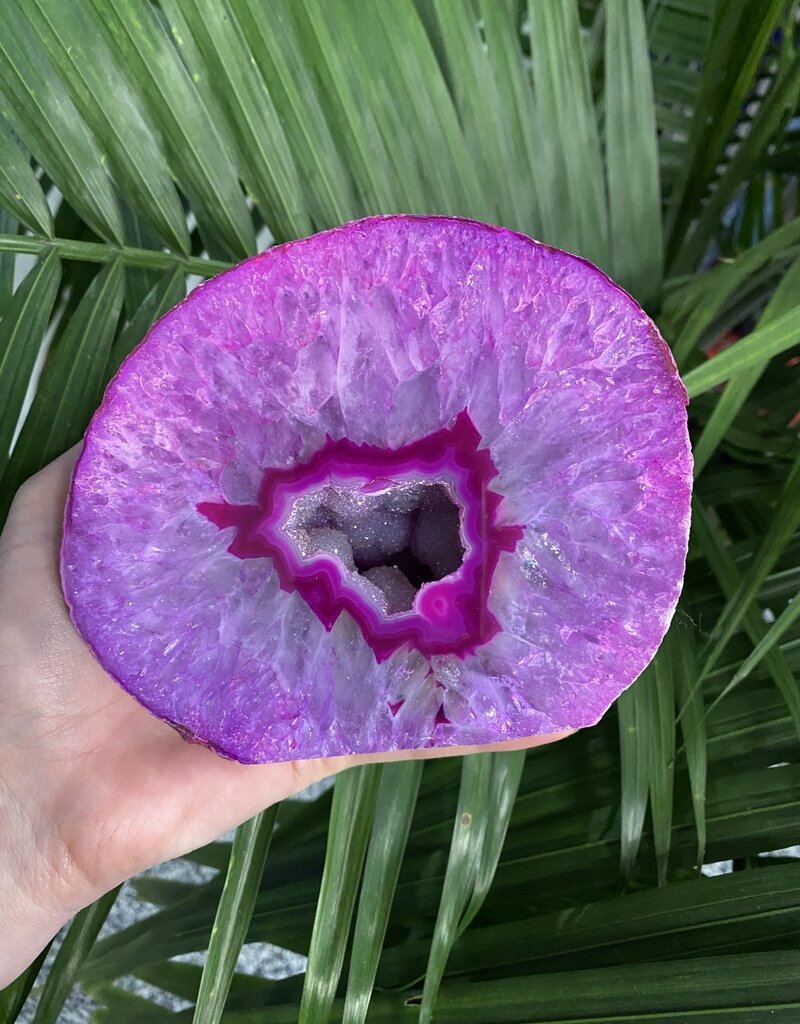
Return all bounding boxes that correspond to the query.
[197,410,523,662]
[61,215,692,763]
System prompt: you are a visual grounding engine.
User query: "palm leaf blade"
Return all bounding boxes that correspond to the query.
[418,754,493,1024]
[298,765,382,1024]
[682,304,800,397]
[0,119,52,237]
[0,258,124,519]
[87,0,255,257]
[343,761,424,1024]
[604,0,663,307]
[30,887,120,1024]
[527,0,608,265]
[166,0,312,242]
[0,12,122,243]
[0,249,61,481]
[21,0,190,254]
[191,807,279,1024]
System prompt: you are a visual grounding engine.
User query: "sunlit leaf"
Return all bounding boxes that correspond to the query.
[20,0,189,254]
[298,765,382,1024]
[30,888,120,1024]
[617,682,651,879]
[0,119,52,237]
[0,12,122,242]
[164,0,312,243]
[604,0,663,308]
[343,761,423,1024]
[232,0,358,227]
[682,304,800,397]
[430,0,524,226]
[528,0,608,266]
[87,0,255,258]
[289,0,406,212]
[0,249,61,480]
[192,807,279,1024]
[0,258,124,518]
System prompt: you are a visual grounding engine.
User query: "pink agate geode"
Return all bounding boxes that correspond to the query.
[61,215,692,763]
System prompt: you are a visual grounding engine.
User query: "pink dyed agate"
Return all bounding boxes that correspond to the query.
[61,216,692,763]
[197,412,523,662]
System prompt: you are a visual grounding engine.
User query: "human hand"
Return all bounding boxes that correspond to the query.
[0,448,567,985]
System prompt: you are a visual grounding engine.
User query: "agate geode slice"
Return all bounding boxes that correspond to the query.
[61,216,692,763]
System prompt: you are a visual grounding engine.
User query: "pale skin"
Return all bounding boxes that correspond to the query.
[0,447,568,986]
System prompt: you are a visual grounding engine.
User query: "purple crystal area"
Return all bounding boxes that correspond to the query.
[61,215,692,763]
[197,411,523,662]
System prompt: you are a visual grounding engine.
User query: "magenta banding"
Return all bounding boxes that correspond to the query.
[198,410,523,661]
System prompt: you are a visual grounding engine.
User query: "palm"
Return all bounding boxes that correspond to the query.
[0,451,328,894]
[1,449,554,902]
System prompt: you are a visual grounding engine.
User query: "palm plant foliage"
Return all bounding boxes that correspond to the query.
[1,0,800,1021]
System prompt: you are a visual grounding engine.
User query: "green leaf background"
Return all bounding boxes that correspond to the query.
[1,0,798,1021]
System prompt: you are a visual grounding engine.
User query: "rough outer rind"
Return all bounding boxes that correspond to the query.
[61,215,692,764]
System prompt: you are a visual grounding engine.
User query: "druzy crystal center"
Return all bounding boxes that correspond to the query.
[198,411,523,661]
[284,481,464,614]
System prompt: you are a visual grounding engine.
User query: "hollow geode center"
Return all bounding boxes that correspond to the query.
[198,411,523,661]
[285,480,464,613]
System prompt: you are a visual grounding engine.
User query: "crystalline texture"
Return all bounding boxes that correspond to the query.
[61,215,692,764]
[197,412,522,661]
[362,567,417,615]
[285,482,465,612]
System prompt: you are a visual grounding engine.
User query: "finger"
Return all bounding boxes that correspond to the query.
[0,445,87,680]
[1,444,83,566]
